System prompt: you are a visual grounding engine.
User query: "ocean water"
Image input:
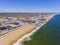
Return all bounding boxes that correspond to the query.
[23,14,60,45]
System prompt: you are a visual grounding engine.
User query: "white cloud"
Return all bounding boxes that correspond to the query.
[4,9,9,12]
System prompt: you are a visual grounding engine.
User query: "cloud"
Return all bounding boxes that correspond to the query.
[4,9,9,12]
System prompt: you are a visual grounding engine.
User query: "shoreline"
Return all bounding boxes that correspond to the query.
[0,23,36,45]
[13,14,55,45]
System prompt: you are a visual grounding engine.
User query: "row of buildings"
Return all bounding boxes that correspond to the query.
[0,13,54,36]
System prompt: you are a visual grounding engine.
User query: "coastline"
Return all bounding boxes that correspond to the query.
[0,23,36,45]
[13,14,55,45]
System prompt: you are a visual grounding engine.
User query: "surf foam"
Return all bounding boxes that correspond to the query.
[13,15,55,45]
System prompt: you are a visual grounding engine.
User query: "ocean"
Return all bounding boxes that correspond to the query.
[23,14,60,45]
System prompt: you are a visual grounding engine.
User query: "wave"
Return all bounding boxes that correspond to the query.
[13,15,55,45]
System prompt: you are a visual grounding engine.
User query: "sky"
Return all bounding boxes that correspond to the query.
[0,0,60,13]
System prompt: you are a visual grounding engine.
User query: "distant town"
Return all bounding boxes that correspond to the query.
[0,13,55,36]
[0,13,55,45]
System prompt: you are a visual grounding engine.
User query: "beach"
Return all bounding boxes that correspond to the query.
[0,13,55,45]
[13,14,55,45]
[0,23,36,45]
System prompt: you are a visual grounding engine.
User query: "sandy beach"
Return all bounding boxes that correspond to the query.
[13,14,55,45]
[0,14,55,45]
[0,23,36,45]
